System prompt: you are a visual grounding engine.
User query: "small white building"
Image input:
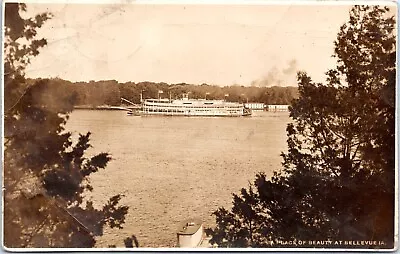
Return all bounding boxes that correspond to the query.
[244,103,265,111]
[177,219,203,248]
[266,105,290,112]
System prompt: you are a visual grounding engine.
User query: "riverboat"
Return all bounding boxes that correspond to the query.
[126,94,252,117]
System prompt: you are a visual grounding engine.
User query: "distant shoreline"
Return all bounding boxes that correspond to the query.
[73,105,130,111]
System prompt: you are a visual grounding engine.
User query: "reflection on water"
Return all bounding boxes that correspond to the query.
[65,110,290,247]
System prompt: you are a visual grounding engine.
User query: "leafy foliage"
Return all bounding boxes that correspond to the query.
[4,3,130,247]
[206,5,395,249]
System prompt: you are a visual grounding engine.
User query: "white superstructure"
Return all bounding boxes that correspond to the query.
[139,94,251,117]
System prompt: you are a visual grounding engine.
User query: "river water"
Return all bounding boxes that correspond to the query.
[65,110,290,247]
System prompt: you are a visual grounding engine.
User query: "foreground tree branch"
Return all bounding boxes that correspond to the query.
[206,5,395,249]
[3,3,131,248]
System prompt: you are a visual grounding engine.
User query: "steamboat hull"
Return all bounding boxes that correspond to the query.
[133,111,251,117]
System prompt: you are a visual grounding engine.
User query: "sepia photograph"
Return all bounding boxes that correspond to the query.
[2,0,397,250]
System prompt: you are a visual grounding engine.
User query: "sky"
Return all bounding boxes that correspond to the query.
[20,2,395,87]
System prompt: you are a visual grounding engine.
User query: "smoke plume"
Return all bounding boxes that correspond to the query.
[251,59,298,87]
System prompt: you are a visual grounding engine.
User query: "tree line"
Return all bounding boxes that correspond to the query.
[25,78,299,106]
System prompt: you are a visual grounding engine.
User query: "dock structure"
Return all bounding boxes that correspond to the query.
[243,103,290,112]
[266,104,290,112]
[244,102,265,111]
